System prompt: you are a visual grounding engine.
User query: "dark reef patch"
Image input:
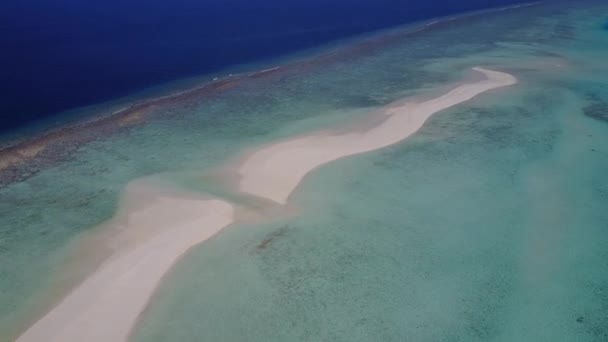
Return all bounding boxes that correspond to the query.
[254,225,290,252]
[0,75,246,187]
[553,23,576,40]
[583,102,608,122]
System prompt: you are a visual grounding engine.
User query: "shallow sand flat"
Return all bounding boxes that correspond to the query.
[16,195,234,342]
[238,67,517,204]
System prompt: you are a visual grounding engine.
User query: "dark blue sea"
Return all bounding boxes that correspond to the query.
[0,0,527,132]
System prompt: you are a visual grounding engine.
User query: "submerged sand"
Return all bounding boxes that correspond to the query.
[17,67,516,342]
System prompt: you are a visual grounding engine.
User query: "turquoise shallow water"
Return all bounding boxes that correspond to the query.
[2,1,608,341]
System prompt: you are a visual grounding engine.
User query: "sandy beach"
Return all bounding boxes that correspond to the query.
[17,67,516,342]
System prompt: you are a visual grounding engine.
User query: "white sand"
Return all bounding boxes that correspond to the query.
[16,192,234,342]
[238,67,516,204]
[17,67,515,342]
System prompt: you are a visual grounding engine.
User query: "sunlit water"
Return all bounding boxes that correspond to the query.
[1,1,608,341]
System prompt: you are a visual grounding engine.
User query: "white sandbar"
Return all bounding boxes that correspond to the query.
[238,67,516,204]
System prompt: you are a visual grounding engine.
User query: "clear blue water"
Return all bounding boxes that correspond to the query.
[1,1,608,341]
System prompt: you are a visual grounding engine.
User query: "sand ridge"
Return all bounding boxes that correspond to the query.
[16,191,234,342]
[238,67,516,204]
[16,67,516,342]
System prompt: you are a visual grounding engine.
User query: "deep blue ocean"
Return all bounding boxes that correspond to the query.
[0,0,531,133]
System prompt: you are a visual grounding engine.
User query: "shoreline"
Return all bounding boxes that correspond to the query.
[16,67,517,342]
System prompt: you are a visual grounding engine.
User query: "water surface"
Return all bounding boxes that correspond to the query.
[2,1,608,341]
